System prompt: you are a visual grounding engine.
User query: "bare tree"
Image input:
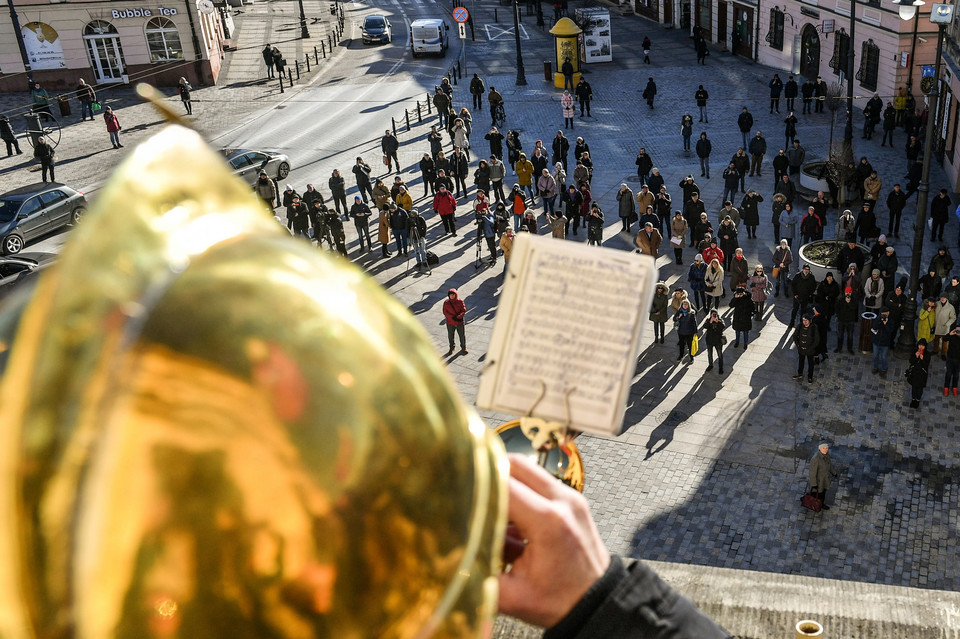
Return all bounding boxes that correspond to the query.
[822,81,855,207]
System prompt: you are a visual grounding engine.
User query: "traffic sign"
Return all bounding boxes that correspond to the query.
[458,22,466,39]
[453,6,469,22]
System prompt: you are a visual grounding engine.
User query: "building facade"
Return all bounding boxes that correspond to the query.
[0,0,226,92]
[935,12,960,192]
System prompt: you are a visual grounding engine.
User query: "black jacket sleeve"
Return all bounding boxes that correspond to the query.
[544,555,730,639]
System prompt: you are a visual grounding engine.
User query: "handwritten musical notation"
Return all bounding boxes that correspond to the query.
[477,234,656,436]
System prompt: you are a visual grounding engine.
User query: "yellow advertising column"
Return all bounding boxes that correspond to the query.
[549,17,582,89]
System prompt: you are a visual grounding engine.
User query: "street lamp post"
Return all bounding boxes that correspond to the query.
[843,0,857,146]
[895,0,951,349]
[513,0,527,85]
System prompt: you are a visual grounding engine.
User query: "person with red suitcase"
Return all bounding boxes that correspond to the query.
[806,442,838,511]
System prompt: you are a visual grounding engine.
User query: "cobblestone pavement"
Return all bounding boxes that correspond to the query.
[361,0,960,600]
[1,0,958,614]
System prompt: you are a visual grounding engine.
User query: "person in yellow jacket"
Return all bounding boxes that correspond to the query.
[635,183,655,214]
[918,298,937,344]
[394,184,413,212]
[515,152,535,202]
[499,227,515,276]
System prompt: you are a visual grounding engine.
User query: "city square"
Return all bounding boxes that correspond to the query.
[1,0,960,635]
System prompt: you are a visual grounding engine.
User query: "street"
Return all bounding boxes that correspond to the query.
[2,0,960,635]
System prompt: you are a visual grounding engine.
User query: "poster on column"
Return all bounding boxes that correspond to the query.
[22,22,66,69]
[575,8,612,63]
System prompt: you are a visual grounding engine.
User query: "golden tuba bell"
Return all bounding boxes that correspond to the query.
[0,124,507,639]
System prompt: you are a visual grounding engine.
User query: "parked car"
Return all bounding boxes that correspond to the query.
[0,183,87,255]
[220,148,291,185]
[0,252,57,299]
[362,14,392,44]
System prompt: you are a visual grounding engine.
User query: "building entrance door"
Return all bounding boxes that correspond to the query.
[84,20,126,83]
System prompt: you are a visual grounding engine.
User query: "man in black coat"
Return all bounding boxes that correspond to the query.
[789,264,817,327]
[774,173,796,205]
[814,75,827,113]
[574,77,593,117]
[800,78,815,113]
[449,148,469,199]
[836,237,866,273]
[748,131,767,177]
[683,192,706,247]
[286,194,310,238]
[695,132,712,179]
[552,130,570,170]
[792,314,820,382]
[0,115,22,156]
[772,149,789,186]
[381,130,400,174]
[886,184,907,237]
[33,136,55,182]
[737,107,753,149]
[784,75,798,111]
[834,289,858,353]
[262,43,275,78]
[930,188,952,242]
[469,73,485,110]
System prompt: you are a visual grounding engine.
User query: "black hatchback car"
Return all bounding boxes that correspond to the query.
[0,183,87,255]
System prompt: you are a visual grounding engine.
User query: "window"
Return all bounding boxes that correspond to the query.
[145,17,182,62]
[856,39,879,91]
[84,19,117,36]
[828,29,849,76]
[39,190,66,206]
[766,8,784,50]
[19,197,43,219]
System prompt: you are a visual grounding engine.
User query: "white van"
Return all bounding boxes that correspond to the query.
[410,19,449,57]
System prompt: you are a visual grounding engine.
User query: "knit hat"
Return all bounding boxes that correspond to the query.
[878,234,887,242]
[694,254,704,262]
[886,246,894,253]
[818,442,830,450]
[872,269,880,276]
[849,262,857,268]
[285,184,293,191]
[825,272,833,278]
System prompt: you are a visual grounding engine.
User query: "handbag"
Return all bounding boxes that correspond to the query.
[705,284,715,293]
[771,266,780,279]
[91,101,102,113]
[383,154,389,166]
[865,295,877,307]
[720,334,728,345]
[801,492,823,512]
[690,334,699,356]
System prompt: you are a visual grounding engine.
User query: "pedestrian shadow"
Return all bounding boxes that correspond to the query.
[640,374,715,460]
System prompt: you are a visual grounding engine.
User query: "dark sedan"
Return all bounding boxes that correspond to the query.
[0,252,57,300]
[0,183,87,255]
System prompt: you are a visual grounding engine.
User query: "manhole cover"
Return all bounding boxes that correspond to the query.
[626,175,642,182]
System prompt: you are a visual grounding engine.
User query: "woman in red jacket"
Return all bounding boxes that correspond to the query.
[103,106,122,149]
[442,288,467,356]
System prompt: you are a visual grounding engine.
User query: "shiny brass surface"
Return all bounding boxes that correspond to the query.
[493,421,584,493]
[0,125,507,639]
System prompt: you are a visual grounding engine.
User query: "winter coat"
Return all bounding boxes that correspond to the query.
[808,450,836,492]
[485,131,504,158]
[104,111,121,133]
[378,209,391,244]
[561,93,575,118]
[515,159,535,186]
[791,272,817,303]
[695,137,712,159]
[835,297,859,323]
[372,183,392,211]
[500,233,514,262]
[930,252,955,279]
[749,274,768,303]
[748,135,767,156]
[671,216,688,243]
[255,178,278,204]
[872,316,897,347]
[794,323,820,356]
[453,126,470,150]
[705,265,724,297]
[935,300,957,335]
[907,350,931,388]
[649,286,670,322]
[433,191,457,217]
[704,316,726,346]
[617,188,635,219]
[863,175,882,201]
[717,222,738,256]
[863,277,884,309]
[537,173,558,199]
[688,263,706,292]
[442,289,467,325]
[918,306,937,342]
[779,208,797,239]
[636,228,662,256]
[930,194,952,223]
[729,257,749,288]
[673,308,697,336]
[740,193,762,226]
[636,153,653,178]
[773,246,793,271]
[730,293,753,330]
[815,278,841,316]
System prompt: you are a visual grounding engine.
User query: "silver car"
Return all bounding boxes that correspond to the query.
[220,148,291,185]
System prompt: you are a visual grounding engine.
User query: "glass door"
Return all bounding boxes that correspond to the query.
[84,21,126,83]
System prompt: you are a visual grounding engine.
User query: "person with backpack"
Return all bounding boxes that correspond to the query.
[407,208,428,268]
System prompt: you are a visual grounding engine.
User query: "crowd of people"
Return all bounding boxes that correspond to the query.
[256,69,960,407]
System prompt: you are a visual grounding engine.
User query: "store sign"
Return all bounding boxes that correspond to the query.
[21,22,65,70]
[111,7,179,18]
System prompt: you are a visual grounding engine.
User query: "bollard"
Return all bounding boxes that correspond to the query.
[329,34,334,50]
[322,41,327,57]
[494,7,498,21]
[543,60,551,81]
[417,102,422,122]
[288,68,293,84]
[426,93,432,113]
[452,70,458,86]
[279,73,285,93]
[295,60,301,80]
[405,110,410,131]
[456,61,461,78]
[305,54,310,72]
[391,117,397,137]
[314,46,319,63]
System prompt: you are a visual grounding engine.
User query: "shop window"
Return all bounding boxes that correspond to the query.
[856,39,879,91]
[828,29,849,76]
[145,17,183,62]
[766,8,784,50]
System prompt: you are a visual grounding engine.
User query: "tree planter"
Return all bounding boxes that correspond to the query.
[798,239,870,282]
[800,161,830,194]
